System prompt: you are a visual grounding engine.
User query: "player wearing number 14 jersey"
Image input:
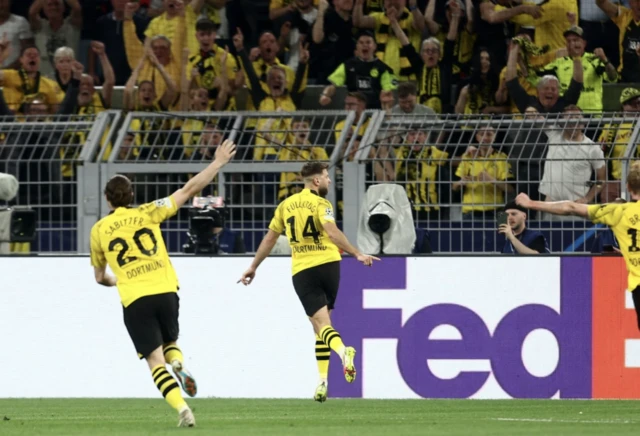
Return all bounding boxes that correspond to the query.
[89,139,237,427]
[238,162,379,402]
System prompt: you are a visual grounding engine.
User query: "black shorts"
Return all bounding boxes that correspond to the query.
[632,286,640,331]
[291,261,340,317]
[122,292,180,359]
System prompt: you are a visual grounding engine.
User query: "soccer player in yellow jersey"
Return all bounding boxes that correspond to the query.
[515,161,640,328]
[90,139,237,427]
[238,161,379,402]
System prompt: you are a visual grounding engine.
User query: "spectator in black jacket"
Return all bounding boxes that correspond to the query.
[505,38,583,114]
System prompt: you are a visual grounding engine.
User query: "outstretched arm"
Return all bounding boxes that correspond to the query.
[515,193,590,218]
[171,140,237,208]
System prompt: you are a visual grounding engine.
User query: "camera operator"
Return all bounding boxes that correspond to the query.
[499,201,549,254]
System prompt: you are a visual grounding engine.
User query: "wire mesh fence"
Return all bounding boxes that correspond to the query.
[0,113,118,253]
[101,111,359,252]
[355,111,640,253]
[2,110,638,254]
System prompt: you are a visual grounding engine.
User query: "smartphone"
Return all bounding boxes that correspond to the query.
[192,196,224,208]
[497,211,508,227]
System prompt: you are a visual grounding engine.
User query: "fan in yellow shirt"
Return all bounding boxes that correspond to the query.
[453,127,514,217]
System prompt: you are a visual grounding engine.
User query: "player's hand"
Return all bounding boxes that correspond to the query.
[515,192,531,208]
[214,139,237,165]
[237,268,256,285]
[356,253,381,266]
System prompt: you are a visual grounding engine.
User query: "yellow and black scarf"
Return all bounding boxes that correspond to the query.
[375,10,415,81]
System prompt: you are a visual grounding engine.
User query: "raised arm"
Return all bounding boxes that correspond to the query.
[124,55,146,111]
[28,0,44,32]
[424,0,440,35]
[149,52,178,109]
[66,0,83,29]
[409,0,425,34]
[390,14,411,46]
[123,3,145,69]
[480,1,541,24]
[291,43,309,107]
[179,48,191,111]
[212,48,230,111]
[56,61,82,115]
[596,0,619,19]
[313,0,329,44]
[515,193,590,218]
[91,41,115,108]
[353,0,376,29]
[233,29,266,107]
[172,139,236,208]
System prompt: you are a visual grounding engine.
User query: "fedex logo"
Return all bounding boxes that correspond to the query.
[329,257,594,399]
[592,257,640,398]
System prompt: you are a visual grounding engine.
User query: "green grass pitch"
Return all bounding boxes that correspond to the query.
[0,399,638,435]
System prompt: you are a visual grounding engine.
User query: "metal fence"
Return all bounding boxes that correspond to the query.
[3,110,638,254]
[86,110,360,253]
[0,111,121,253]
[342,111,640,253]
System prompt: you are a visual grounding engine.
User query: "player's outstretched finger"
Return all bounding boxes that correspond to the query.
[372,256,381,261]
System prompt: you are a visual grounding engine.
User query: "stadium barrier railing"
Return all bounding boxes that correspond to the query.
[83,110,361,253]
[0,111,121,253]
[341,112,640,253]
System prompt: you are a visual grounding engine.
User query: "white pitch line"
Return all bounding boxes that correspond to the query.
[489,418,637,424]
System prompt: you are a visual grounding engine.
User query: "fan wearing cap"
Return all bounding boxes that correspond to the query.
[536,20,617,114]
[499,201,549,255]
[321,30,397,109]
[597,87,640,200]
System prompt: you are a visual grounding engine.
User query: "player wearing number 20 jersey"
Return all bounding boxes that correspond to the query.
[239,162,380,403]
[90,197,179,308]
[88,139,237,428]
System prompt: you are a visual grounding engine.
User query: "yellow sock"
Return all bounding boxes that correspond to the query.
[163,344,184,365]
[151,364,187,411]
[315,334,331,379]
[320,326,346,356]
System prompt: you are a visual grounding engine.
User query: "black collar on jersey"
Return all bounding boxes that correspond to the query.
[304,189,319,196]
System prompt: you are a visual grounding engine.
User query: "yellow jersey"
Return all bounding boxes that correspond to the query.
[269,188,342,275]
[599,122,636,180]
[90,196,180,307]
[589,202,640,291]
[455,151,513,213]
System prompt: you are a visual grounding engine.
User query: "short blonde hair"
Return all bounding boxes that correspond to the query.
[54,46,75,63]
[628,161,640,195]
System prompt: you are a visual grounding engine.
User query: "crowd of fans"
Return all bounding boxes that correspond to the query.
[0,0,639,235]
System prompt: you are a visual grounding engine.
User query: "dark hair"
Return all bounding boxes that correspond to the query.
[397,82,418,99]
[196,18,219,32]
[357,30,376,41]
[300,162,329,179]
[20,45,39,57]
[466,48,499,112]
[105,175,134,208]
[346,91,368,105]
